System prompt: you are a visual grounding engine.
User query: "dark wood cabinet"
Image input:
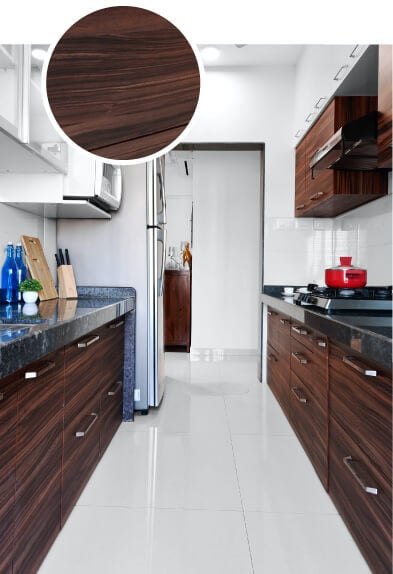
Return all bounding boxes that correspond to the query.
[13,350,64,574]
[295,96,388,217]
[329,341,392,572]
[0,316,126,573]
[266,308,291,418]
[164,269,191,352]
[378,45,392,169]
[0,376,18,574]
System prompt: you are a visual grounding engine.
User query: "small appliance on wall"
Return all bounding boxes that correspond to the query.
[64,162,122,211]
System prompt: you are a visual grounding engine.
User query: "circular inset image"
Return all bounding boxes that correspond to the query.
[45,6,201,161]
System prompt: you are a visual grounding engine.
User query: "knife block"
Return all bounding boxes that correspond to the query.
[57,265,78,299]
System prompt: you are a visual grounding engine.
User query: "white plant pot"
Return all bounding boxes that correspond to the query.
[22,291,39,303]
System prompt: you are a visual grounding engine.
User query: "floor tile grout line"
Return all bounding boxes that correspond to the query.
[223,394,255,574]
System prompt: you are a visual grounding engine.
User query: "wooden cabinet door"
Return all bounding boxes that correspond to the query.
[266,343,290,418]
[378,45,392,168]
[294,136,308,215]
[164,270,191,351]
[13,350,64,574]
[0,376,18,574]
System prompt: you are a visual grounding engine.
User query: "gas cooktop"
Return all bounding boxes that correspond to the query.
[294,285,392,312]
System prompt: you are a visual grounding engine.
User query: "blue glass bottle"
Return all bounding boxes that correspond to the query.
[15,243,27,301]
[1,242,18,303]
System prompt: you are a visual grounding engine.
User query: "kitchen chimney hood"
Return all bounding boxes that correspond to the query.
[309,111,379,175]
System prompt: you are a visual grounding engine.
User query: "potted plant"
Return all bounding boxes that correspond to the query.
[19,278,43,303]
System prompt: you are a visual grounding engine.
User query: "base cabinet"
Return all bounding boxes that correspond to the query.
[0,317,126,573]
[164,269,191,351]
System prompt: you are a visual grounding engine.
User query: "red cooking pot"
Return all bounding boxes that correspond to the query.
[325,257,367,288]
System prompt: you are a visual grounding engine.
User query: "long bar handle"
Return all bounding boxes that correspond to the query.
[334,65,349,81]
[312,337,327,348]
[296,203,306,210]
[279,319,290,325]
[310,191,325,201]
[291,352,308,365]
[343,356,377,377]
[267,310,278,316]
[109,320,125,329]
[108,381,123,396]
[291,386,308,403]
[25,360,56,379]
[0,392,4,401]
[292,326,308,335]
[75,413,98,438]
[343,456,378,495]
[267,353,277,363]
[78,335,100,349]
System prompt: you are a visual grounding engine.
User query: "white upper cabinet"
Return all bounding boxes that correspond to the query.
[0,44,67,174]
[293,44,368,146]
[0,45,25,140]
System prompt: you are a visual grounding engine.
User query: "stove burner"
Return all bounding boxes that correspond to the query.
[374,287,392,300]
[338,289,356,297]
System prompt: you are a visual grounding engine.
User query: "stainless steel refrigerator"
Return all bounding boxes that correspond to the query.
[146,158,166,408]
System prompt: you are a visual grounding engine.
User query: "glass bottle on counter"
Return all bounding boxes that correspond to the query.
[1,242,19,303]
[15,242,27,301]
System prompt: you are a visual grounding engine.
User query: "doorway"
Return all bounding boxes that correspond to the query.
[163,144,265,360]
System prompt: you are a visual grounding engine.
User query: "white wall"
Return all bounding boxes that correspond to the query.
[191,150,260,351]
[57,164,149,404]
[0,203,57,282]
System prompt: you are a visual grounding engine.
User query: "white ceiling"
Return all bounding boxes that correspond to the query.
[198,44,305,67]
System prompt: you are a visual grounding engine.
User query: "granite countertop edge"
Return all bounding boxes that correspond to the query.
[261,290,392,371]
[0,286,136,379]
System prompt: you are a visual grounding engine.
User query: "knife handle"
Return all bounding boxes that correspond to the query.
[65,249,70,265]
[58,249,65,265]
[55,253,60,267]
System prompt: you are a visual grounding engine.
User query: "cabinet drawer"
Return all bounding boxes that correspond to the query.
[329,342,392,482]
[62,396,101,525]
[97,321,125,388]
[289,371,328,488]
[290,339,328,407]
[100,379,123,455]
[329,419,392,573]
[266,343,290,418]
[290,323,328,356]
[267,307,291,353]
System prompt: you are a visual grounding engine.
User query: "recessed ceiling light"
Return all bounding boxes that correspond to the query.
[31,48,47,62]
[200,46,220,62]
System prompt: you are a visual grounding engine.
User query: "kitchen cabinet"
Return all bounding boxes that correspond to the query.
[0,316,126,573]
[378,45,392,169]
[329,341,392,572]
[13,350,64,574]
[293,44,367,142]
[289,325,328,488]
[0,375,18,574]
[164,269,191,352]
[266,308,291,418]
[0,45,25,140]
[295,96,388,217]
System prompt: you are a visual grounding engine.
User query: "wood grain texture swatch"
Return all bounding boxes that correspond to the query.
[46,6,200,160]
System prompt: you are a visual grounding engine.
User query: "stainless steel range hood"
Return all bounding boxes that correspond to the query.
[309,111,379,174]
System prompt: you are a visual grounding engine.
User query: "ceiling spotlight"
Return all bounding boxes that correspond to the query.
[200,46,220,62]
[31,48,48,61]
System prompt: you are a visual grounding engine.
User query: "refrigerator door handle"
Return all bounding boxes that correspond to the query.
[157,226,167,297]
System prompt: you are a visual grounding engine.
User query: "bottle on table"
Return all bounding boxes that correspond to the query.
[1,242,19,303]
[15,242,27,301]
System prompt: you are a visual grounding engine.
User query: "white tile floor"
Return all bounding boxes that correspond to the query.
[38,353,370,574]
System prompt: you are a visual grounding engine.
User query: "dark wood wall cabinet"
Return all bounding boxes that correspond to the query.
[164,269,191,352]
[295,96,388,218]
[46,6,200,161]
[378,45,392,169]
[0,317,125,573]
[266,306,392,572]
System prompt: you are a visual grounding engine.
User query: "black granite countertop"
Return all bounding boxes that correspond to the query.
[262,286,392,370]
[0,286,136,379]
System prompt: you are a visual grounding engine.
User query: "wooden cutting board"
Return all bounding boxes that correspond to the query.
[21,235,58,301]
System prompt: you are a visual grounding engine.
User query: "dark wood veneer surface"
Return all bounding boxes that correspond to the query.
[46,6,200,160]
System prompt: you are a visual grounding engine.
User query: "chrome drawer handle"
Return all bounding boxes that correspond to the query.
[314,97,327,109]
[25,360,56,379]
[343,356,377,377]
[0,392,4,401]
[78,335,100,348]
[291,386,308,403]
[349,45,361,58]
[310,191,324,201]
[279,319,290,325]
[267,353,277,363]
[267,310,278,316]
[109,320,124,329]
[312,337,327,348]
[292,352,308,365]
[108,381,122,396]
[334,65,349,81]
[75,413,98,437]
[292,326,308,335]
[343,456,378,495]
[305,113,315,123]
[296,204,306,210]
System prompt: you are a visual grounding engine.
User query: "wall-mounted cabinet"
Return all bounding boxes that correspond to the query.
[295,96,388,218]
[378,45,392,169]
[293,44,368,144]
[0,44,67,175]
